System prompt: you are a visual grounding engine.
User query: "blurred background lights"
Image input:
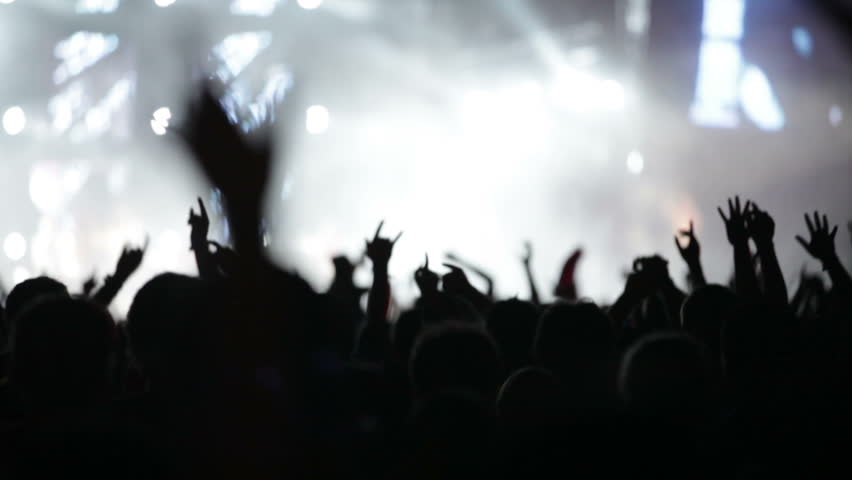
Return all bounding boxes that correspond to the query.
[231,0,279,16]
[792,26,813,57]
[154,0,176,7]
[3,106,26,135]
[297,0,322,10]
[4,232,27,261]
[306,105,329,134]
[0,0,16,5]
[151,107,171,135]
[829,105,843,127]
[627,150,644,175]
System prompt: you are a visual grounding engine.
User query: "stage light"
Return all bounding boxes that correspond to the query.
[4,232,27,261]
[627,150,644,175]
[211,32,272,83]
[76,0,120,14]
[154,0,176,7]
[231,0,278,16]
[829,105,843,127]
[29,164,65,214]
[306,105,329,134]
[0,0,16,5]
[13,267,31,286]
[53,32,120,85]
[3,106,26,135]
[151,107,171,135]
[792,27,812,58]
[297,0,322,10]
[739,65,784,131]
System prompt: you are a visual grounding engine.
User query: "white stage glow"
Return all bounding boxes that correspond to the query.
[4,232,27,261]
[3,106,26,135]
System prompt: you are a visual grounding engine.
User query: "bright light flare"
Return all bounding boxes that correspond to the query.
[154,0,176,7]
[3,106,26,135]
[4,232,27,261]
[306,105,329,134]
[627,150,644,175]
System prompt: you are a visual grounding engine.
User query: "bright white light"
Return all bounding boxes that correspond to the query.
[211,31,273,83]
[739,64,785,131]
[598,79,626,111]
[53,32,119,84]
[702,0,744,39]
[627,150,644,175]
[306,105,329,134]
[76,0,120,14]
[150,119,167,135]
[0,0,16,5]
[297,0,322,10]
[151,107,171,135]
[829,105,843,127]
[3,106,26,135]
[551,68,624,113]
[29,164,66,214]
[792,27,813,58]
[231,0,279,16]
[13,267,31,286]
[690,40,742,128]
[153,107,171,125]
[154,0,176,7]
[73,76,134,139]
[4,232,27,261]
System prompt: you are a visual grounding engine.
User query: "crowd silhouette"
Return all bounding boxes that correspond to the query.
[0,85,849,479]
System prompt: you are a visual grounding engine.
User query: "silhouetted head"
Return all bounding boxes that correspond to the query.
[127,273,223,389]
[534,302,614,382]
[487,299,539,372]
[418,292,480,325]
[681,285,739,365]
[410,323,500,398]
[619,332,712,419]
[12,297,114,406]
[5,276,69,323]
[497,367,564,429]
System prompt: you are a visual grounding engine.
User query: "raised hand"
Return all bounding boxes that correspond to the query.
[717,196,751,246]
[796,211,839,263]
[745,202,775,246]
[115,238,148,280]
[441,263,472,295]
[92,238,148,307]
[364,221,402,268]
[521,241,533,266]
[414,254,439,297]
[188,196,210,250]
[674,220,700,266]
[178,84,272,255]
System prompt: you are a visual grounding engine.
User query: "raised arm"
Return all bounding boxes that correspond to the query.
[365,221,401,325]
[445,252,495,299]
[796,211,851,294]
[92,240,147,307]
[675,220,706,291]
[745,203,788,307]
[188,197,218,278]
[718,196,760,299]
[521,241,541,305]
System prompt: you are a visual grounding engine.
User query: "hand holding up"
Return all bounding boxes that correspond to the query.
[188,197,210,249]
[365,221,402,269]
[674,220,700,266]
[745,202,775,246]
[414,254,439,296]
[115,238,148,280]
[796,211,839,263]
[718,196,751,246]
